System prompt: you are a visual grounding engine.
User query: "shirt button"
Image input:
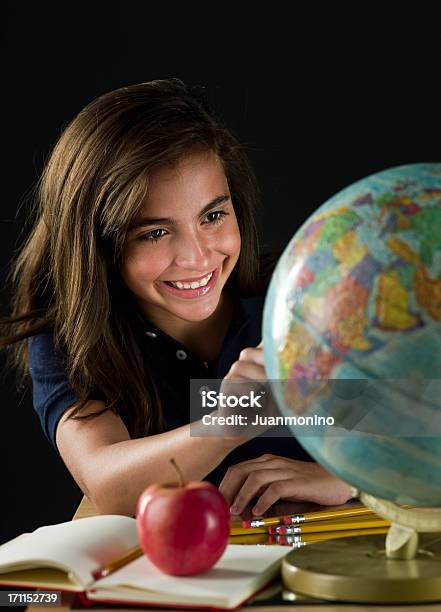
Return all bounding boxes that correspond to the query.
[176,349,187,360]
[145,331,157,338]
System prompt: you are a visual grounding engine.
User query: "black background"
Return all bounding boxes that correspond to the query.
[1,3,440,545]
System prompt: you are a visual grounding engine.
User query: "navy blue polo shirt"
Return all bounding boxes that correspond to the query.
[28,294,312,485]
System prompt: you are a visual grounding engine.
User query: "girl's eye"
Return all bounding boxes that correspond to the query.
[138,228,168,243]
[136,210,228,243]
[204,210,228,225]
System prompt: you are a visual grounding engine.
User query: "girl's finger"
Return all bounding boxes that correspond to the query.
[231,469,293,515]
[251,482,287,516]
[238,346,264,366]
[219,460,269,507]
[219,460,290,511]
[225,360,265,381]
[252,478,315,515]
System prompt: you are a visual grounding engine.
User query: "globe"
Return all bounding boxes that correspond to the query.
[263,163,441,511]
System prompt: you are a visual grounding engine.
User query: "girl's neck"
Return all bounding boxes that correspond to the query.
[144,293,234,364]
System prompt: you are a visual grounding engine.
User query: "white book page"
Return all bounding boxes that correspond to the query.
[0,515,138,588]
[90,545,288,608]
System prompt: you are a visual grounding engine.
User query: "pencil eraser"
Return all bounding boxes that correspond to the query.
[242,520,252,528]
[268,526,278,534]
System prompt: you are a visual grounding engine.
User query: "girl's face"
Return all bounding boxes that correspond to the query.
[120,149,241,330]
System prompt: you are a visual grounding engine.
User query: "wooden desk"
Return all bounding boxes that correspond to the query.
[72,496,97,520]
[27,497,441,612]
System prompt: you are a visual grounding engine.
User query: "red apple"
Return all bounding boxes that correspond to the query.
[136,459,230,576]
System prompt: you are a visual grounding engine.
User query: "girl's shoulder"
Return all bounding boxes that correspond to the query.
[28,328,68,373]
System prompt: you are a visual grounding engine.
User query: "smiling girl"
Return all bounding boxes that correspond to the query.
[1,80,351,517]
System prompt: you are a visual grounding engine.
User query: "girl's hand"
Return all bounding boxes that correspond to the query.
[219,454,353,515]
[218,342,277,440]
[223,341,265,382]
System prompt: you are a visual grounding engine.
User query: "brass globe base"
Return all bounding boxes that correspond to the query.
[281,533,441,603]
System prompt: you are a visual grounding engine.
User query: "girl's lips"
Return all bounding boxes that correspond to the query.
[157,266,220,300]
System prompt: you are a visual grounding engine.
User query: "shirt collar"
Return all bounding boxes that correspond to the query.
[142,294,263,373]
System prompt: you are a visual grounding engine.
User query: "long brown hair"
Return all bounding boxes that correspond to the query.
[0,79,265,438]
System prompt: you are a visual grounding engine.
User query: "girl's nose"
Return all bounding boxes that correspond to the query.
[174,231,211,271]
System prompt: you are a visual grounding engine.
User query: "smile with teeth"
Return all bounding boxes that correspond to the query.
[166,271,213,290]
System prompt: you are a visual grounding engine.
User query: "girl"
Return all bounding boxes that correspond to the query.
[1,80,351,517]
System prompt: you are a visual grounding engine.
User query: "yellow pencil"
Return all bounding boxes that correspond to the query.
[92,545,143,580]
[232,513,385,536]
[229,525,390,546]
[281,505,378,525]
[269,516,389,535]
[243,505,375,528]
[230,525,268,536]
[229,533,270,545]
[242,514,291,528]
[277,526,389,546]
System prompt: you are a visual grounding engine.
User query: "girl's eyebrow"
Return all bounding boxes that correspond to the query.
[128,194,230,231]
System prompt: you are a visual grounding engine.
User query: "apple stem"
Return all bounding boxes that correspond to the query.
[170,458,185,487]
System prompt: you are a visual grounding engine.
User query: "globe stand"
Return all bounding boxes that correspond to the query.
[281,491,441,604]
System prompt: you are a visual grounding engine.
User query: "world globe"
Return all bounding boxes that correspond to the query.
[263,163,441,515]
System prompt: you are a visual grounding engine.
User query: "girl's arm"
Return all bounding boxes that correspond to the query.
[57,340,292,516]
[56,400,242,517]
[55,344,266,517]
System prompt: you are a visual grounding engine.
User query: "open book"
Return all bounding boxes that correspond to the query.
[0,515,289,610]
